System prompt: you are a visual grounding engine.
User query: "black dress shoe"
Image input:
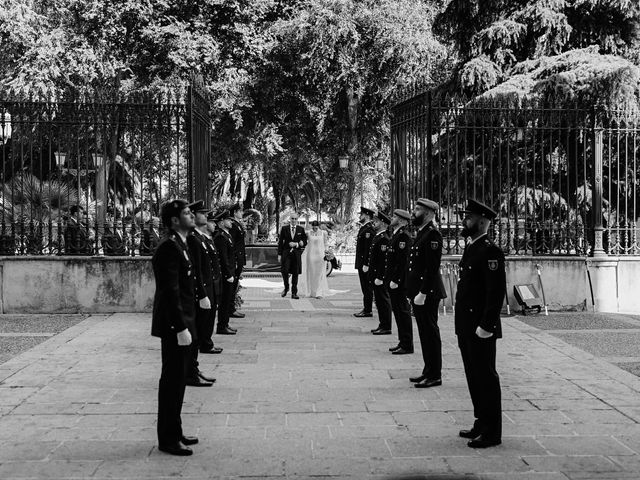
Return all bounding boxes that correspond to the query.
[201,347,223,354]
[353,310,373,318]
[186,377,213,387]
[391,347,414,355]
[197,371,216,383]
[159,443,193,456]
[371,326,382,333]
[216,327,236,335]
[180,435,199,446]
[281,289,289,297]
[230,311,245,318]
[467,435,501,448]
[414,378,442,388]
[389,345,401,352]
[372,329,392,335]
[227,326,238,332]
[409,375,426,383]
[459,428,480,439]
[291,294,299,299]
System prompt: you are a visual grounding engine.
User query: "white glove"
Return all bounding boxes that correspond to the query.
[374,278,383,286]
[289,241,297,247]
[226,276,235,283]
[176,328,192,346]
[277,255,281,262]
[298,241,304,247]
[476,326,493,338]
[362,265,369,273]
[199,297,211,309]
[414,293,426,305]
[389,281,398,290]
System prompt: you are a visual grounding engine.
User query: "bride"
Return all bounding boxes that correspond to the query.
[298,221,330,298]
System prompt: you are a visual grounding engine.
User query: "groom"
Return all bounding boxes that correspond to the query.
[277,212,307,299]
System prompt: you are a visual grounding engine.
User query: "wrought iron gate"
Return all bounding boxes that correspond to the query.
[187,75,212,205]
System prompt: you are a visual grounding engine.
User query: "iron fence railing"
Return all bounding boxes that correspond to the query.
[390,92,640,256]
[0,80,212,256]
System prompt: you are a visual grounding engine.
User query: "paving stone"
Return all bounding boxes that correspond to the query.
[522,455,621,473]
[536,436,636,456]
[0,460,101,479]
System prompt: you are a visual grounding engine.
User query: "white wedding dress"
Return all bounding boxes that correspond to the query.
[298,229,330,298]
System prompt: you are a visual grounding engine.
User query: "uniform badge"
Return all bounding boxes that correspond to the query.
[365,233,371,238]
[488,259,498,271]
[431,241,439,250]
[381,245,387,252]
[399,242,406,249]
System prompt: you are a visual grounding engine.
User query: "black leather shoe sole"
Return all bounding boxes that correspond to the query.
[391,348,414,355]
[180,436,199,446]
[186,378,213,387]
[230,312,245,318]
[467,437,501,448]
[459,429,479,439]
[372,329,392,335]
[414,378,442,388]
[409,375,426,383]
[159,444,193,456]
[281,291,288,297]
[197,372,216,383]
[353,312,373,318]
[291,295,299,299]
[389,346,401,352]
[216,329,236,335]
[200,347,223,354]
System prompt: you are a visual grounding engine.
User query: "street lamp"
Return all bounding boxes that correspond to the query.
[92,153,104,169]
[0,113,11,143]
[54,151,67,168]
[376,158,385,171]
[339,155,349,169]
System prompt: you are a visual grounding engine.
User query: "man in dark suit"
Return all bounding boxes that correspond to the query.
[185,200,218,388]
[455,199,506,449]
[140,217,161,255]
[213,210,237,335]
[368,211,392,335]
[151,199,199,456]
[229,203,246,319]
[354,207,376,317]
[277,212,307,299]
[385,209,413,355]
[407,198,447,388]
[102,218,127,256]
[64,205,93,255]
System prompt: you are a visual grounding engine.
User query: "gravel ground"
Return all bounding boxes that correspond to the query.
[0,314,87,365]
[517,312,640,330]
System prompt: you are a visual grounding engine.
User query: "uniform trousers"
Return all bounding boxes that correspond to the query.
[372,283,392,330]
[457,334,502,439]
[412,298,442,379]
[389,287,412,350]
[217,280,234,330]
[358,268,374,312]
[158,336,189,447]
[197,290,218,352]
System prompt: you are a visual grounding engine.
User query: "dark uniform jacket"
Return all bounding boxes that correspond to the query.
[102,229,126,256]
[367,229,390,282]
[277,225,308,274]
[384,227,412,287]
[455,235,506,338]
[230,218,247,268]
[151,231,197,339]
[187,230,218,302]
[214,228,235,281]
[406,222,447,299]
[64,219,93,255]
[140,228,160,255]
[355,221,375,269]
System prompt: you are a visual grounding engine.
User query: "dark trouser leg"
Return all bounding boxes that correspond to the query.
[413,298,442,379]
[389,288,412,350]
[157,336,188,447]
[373,284,392,330]
[217,281,233,330]
[358,269,373,312]
[291,272,299,295]
[458,335,501,439]
[198,300,216,351]
[281,256,290,292]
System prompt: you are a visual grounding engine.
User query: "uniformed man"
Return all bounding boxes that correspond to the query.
[213,210,237,335]
[229,203,246,319]
[353,206,376,318]
[184,200,218,388]
[368,210,392,335]
[407,198,447,388]
[455,199,506,449]
[151,199,199,456]
[385,209,413,354]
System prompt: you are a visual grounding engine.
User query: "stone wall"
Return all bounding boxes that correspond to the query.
[0,255,637,314]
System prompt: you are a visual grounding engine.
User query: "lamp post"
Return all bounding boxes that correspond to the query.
[339,155,349,170]
[0,113,11,145]
[93,153,106,238]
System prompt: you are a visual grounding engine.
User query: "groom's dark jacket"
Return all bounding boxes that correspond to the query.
[278,225,308,275]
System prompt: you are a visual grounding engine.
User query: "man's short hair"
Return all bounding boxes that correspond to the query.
[70,205,84,215]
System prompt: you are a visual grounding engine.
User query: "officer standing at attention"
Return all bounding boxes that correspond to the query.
[184,201,219,388]
[385,209,413,354]
[354,207,376,318]
[213,210,238,335]
[407,198,447,388]
[455,199,506,449]
[229,203,246,319]
[368,211,392,335]
[151,199,199,456]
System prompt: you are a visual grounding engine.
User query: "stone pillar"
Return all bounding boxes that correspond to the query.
[586,258,618,312]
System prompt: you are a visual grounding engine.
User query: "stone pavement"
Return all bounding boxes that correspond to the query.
[1,274,640,479]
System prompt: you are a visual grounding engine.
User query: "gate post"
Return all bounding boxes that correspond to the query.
[592,122,606,257]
